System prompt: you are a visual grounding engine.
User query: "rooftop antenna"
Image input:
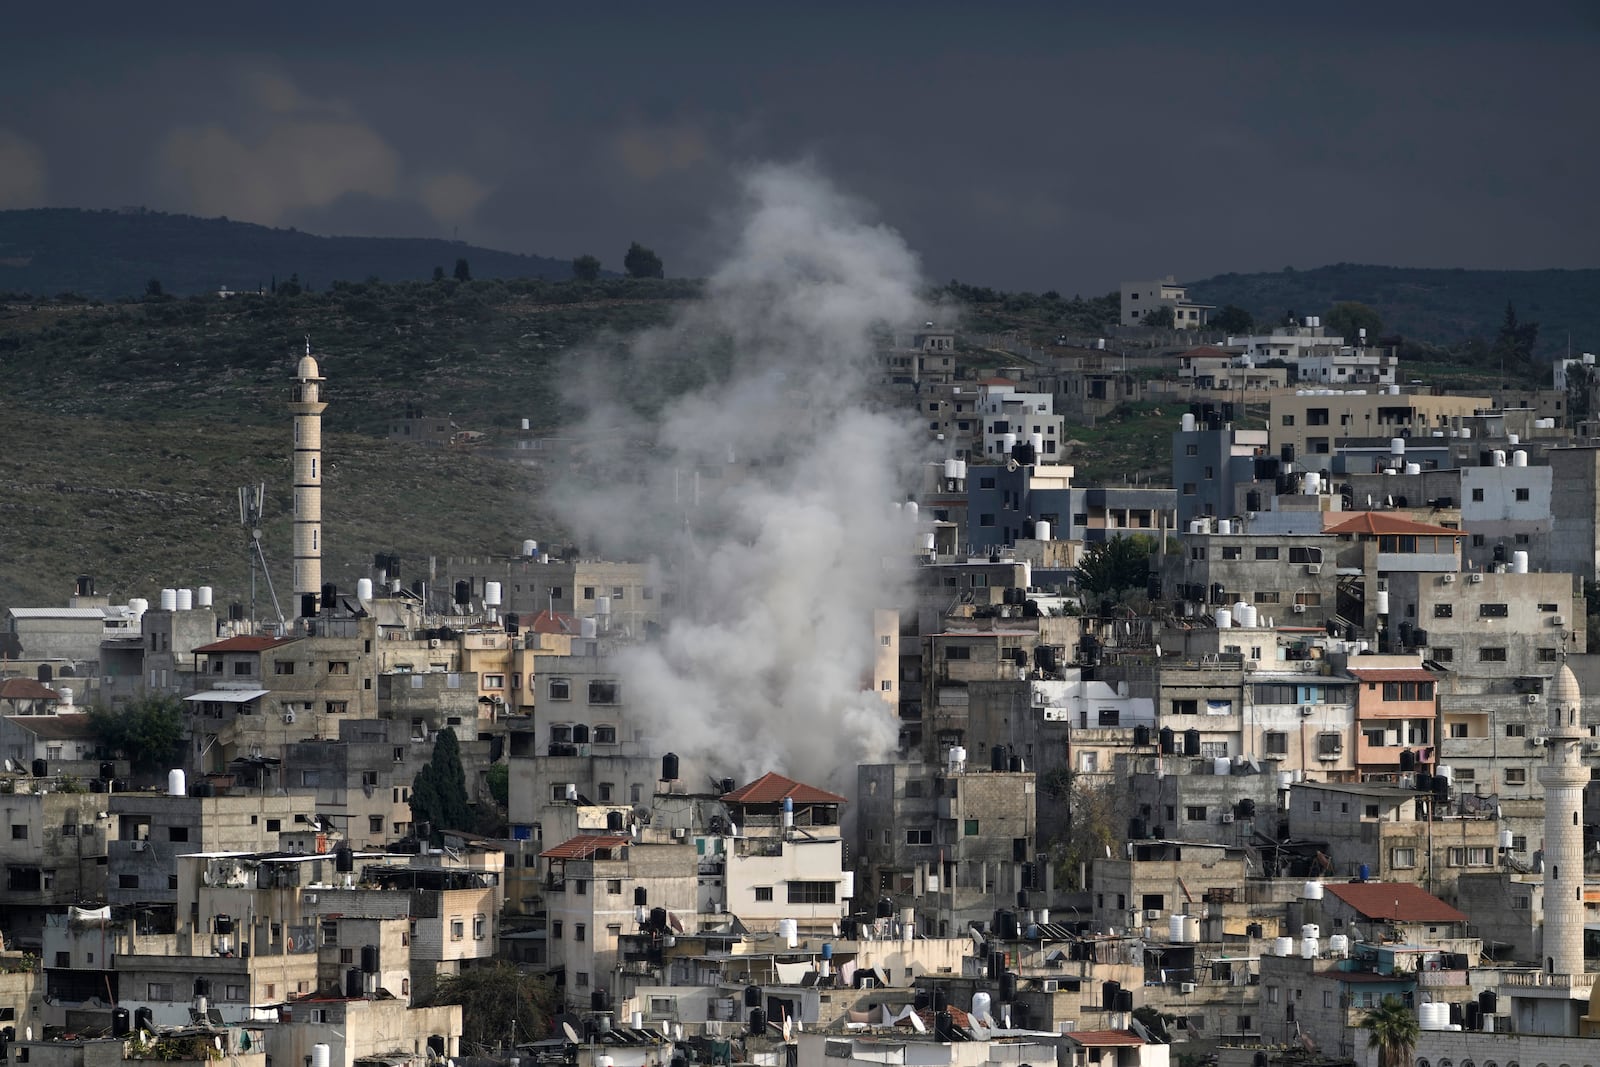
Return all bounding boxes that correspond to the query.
[239,482,285,631]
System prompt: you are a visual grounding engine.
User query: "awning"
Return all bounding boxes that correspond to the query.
[184,689,270,703]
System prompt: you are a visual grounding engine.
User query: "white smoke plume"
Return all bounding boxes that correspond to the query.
[553,162,935,793]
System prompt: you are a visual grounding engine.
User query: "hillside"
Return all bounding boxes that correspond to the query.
[1187,263,1600,357]
[0,208,595,299]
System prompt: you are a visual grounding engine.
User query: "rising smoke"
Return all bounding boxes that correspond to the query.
[553,162,936,793]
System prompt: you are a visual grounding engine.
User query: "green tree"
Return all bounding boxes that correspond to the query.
[425,961,558,1047]
[1076,535,1155,596]
[1495,300,1540,365]
[1362,996,1419,1067]
[432,265,446,282]
[485,761,509,806]
[1140,305,1175,329]
[145,278,164,299]
[410,726,471,839]
[571,254,602,282]
[1211,304,1254,334]
[1040,768,1117,889]
[453,258,472,282]
[1324,301,1384,343]
[623,241,664,279]
[88,696,185,774]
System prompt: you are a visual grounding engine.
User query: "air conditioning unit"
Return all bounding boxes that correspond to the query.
[1305,563,1321,575]
[282,710,296,724]
[1528,693,1541,705]
[429,638,441,649]
[1441,573,1456,584]
[1292,604,1306,614]
[1220,813,1235,824]
[1041,979,1060,992]
[1469,573,1484,584]
[1180,982,1197,994]
[860,976,877,989]
[671,827,687,840]
[1552,616,1566,627]
[1145,909,1162,921]
[1299,705,1315,717]
[131,840,148,852]
[304,893,317,904]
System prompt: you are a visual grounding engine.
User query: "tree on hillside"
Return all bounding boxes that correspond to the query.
[1495,300,1540,365]
[453,258,472,282]
[1567,361,1596,425]
[1325,301,1383,344]
[571,254,602,282]
[624,241,664,279]
[145,278,164,298]
[1140,305,1175,329]
[1363,996,1419,1067]
[1041,768,1117,889]
[1076,535,1155,596]
[432,265,446,282]
[410,726,471,840]
[88,696,185,774]
[1211,304,1253,334]
[425,961,558,1048]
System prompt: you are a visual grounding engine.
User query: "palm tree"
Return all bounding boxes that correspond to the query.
[1363,996,1420,1067]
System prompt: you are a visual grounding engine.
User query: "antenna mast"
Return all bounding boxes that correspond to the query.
[239,482,286,631]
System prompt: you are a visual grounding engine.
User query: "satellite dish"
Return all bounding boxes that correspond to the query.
[908,1011,927,1034]
[561,1022,580,1044]
[2,760,10,772]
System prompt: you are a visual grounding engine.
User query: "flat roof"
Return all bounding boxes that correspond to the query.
[184,689,271,704]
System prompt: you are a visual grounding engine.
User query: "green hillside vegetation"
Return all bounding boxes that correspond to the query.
[0,208,613,298]
[1187,263,1599,359]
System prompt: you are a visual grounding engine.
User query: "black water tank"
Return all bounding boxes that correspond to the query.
[194,978,210,997]
[999,910,1020,939]
[300,592,319,618]
[1448,1002,1463,1026]
[100,761,115,782]
[1001,971,1019,1002]
[987,951,1000,980]
[361,944,379,974]
[1022,862,1035,890]
[744,984,761,1007]
[748,1007,767,1036]
[322,583,337,611]
[1434,775,1450,801]
[1399,749,1417,772]
[426,1037,446,1058]
[1102,980,1121,1010]
[1464,1002,1481,1030]
[346,968,363,997]
[1239,798,1257,819]
[1480,990,1498,1014]
[454,581,472,605]
[1183,728,1201,756]
[877,897,894,919]
[1246,923,1264,938]
[112,1008,130,1037]
[634,886,647,907]
[135,1007,153,1032]
[1416,770,1434,792]
[214,914,233,934]
[989,745,1006,771]
[1159,727,1175,754]
[592,988,610,1012]
[914,988,930,1010]
[606,810,624,833]
[504,612,520,635]
[1130,817,1148,839]
[1133,725,1151,747]
[661,752,679,781]
[934,1010,954,1040]
[30,759,45,778]
[36,664,52,683]
[1016,890,1029,908]
[933,987,948,1013]
[336,847,354,873]
[1007,755,1023,773]
[649,907,667,930]
[1114,989,1134,1012]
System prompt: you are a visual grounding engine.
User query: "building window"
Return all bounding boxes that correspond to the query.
[754,886,774,902]
[9,826,25,841]
[1538,647,1558,662]
[1182,483,1197,496]
[274,661,295,675]
[905,829,933,845]
[1515,488,1530,502]
[1264,732,1288,755]
[483,674,504,689]
[1479,647,1507,662]
[1222,546,1242,560]
[147,983,173,1000]
[786,881,837,904]
[548,678,571,700]
[1317,733,1342,756]
[369,815,384,834]
[1432,647,1453,662]
[1185,806,1207,822]
[325,700,348,715]
[474,915,486,939]
[588,680,619,704]
[169,826,189,842]
[1505,768,1527,786]
[450,920,465,941]
[551,921,562,938]
[327,661,350,675]
[1391,848,1416,868]
[1471,488,1485,502]
[964,819,980,836]
[1506,723,1527,737]
[1433,603,1453,618]
[1172,699,1198,716]
[1254,547,1280,561]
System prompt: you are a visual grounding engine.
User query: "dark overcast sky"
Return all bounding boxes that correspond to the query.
[3,2,1595,293]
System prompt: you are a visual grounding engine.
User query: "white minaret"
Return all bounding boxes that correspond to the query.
[1539,659,1588,977]
[290,340,327,615]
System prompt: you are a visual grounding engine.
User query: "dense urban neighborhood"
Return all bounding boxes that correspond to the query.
[8,274,1600,1067]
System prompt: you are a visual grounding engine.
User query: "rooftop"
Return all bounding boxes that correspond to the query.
[7,607,108,620]
[1067,1030,1145,1047]
[0,678,62,701]
[1324,881,1469,923]
[722,772,846,806]
[2,714,96,739]
[1346,667,1438,683]
[1324,512,1461,538]
[539,833,629,861]
[194,635,296,654]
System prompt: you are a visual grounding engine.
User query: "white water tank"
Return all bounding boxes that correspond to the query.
[521,539,538,557]
[1405,463,1421,475]
[595,596,611,618]
[1300,936,1318,959]
[129,598,149,617]
[1436,765,1453,782]
[955,460,967,480]
[580,618,598,639]
[1302,881,1324,900]
[971,991,992,1021]
[1169,914,1188,942]
[1181,413,1197,432]
[1215,608,1233,629]
[1390,438,1406,456]
[1213,756,1232,777]
[1303,472,1321,495]
[196,586,213,608]
[1500,829,1514,849]
[1512,450,1528,467]
[59,687,73,707]
[484,582,502,608]
[1301,923,1321,940]
[1512,551,1530,574]
[312,1045,331,1067]
[357,578,374,601]
[160,588,178,611]
[1328,934,1350,957]
[1273,936,1294,956]
[921,532,937,552]
[1238,604,1259,628]
[1419,1002,1449,1031]
[778,918,799,948]
[906,501,920,522]
[1001,432,1018,454]
[176,588,194,611]
[1376,591,1390,615]
[1493,450,1507,467]
[1029,433,1044,456]
[1035,520,1051,542]
[168,769,187,797]
[1460,427,1473,439]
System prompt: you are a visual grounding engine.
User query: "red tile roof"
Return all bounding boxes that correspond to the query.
[194,635,295,654]
[1324,882,1468,923]
[539,834,629,861]
[530,609,578,635]
[1067,1030,1146,1047]
[1348,668,1438,683]
[1324,512,1461,538]
[898,1005,970,1030]
[721,772,846,806]
[0,678,60,701]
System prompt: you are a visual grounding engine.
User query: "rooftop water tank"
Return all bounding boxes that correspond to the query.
[1035,520,1051,542]
[1512,551,1530,574]
[312,1045,331,1067]
[1390,438,1406,455]
[176,588,193,611]
[521,539,538,557]
[168,769,186,797]
[196,586,213,607]
[160,588,178,611]
[357,578,374,601]
[1215,608,1232,629]
[484,582,502,607]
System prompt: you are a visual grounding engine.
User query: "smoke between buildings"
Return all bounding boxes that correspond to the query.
[552,162,936,793]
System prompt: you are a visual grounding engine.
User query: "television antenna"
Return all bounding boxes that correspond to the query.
[239,483,285,630]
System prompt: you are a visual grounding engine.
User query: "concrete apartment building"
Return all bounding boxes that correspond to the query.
[1547,445,1600,581]
[1171,416,1270,525]
[1268,392,1491,466]
[281,718,428,849]
[1120,277,1211,328]
[1383,568,1583,677]
[434,556,666,637]
[1346,660,1439,781]
[1120,754,1286,848]
[0,788,118,945]
[1158,527,1339,628]
[965,460,1075,551]
[1091,840,1249,933]
[1459,458,1552,570]
[976,381,1066,461]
